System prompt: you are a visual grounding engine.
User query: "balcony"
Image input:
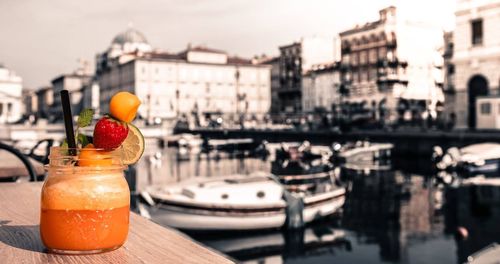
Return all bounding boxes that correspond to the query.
[377,73,404,85]
[339,62,351,72]
[387,39,397,49]
[376,58,400,68]
[341,46,351,54]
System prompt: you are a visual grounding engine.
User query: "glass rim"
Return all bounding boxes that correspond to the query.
[47,146,127,170]
[44,164,127,171]
[49,145,123,151]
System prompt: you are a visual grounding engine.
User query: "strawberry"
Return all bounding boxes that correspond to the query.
[93,116,129,150]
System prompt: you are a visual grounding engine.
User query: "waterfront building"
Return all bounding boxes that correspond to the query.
[254,55,281,114]
[0,64,23,124]
[35,86,53,119]
[442,31,456,126]
[278,36,339,113]
[97,28,271,124]
[50,72,92,121]
[82,80,100,116]
[339,6,444,123]
[448,0,500,129]
[22,90,38,118]
[302,63,341,112]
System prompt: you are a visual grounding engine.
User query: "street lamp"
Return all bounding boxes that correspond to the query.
[235,67,241,126]
[175,89,180,118]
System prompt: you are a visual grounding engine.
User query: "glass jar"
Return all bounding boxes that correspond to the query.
[40,147,130,254]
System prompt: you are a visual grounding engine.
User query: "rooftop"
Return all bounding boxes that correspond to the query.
[339,21,383,36]
[304,62,339,76]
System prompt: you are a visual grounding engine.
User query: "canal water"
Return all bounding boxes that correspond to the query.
[135,143,500,263]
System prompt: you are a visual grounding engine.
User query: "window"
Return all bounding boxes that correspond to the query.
[369,69,377,81]
[351,53,359,66]
[359,51,367,65]
[369,49,377,63]
[378,47,387,60]
[471,19,483,46]
[480,102,491,115]
[360,69,368,82]
[447,65,455,75]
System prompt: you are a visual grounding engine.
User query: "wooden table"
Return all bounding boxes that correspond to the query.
[0,182,234,263]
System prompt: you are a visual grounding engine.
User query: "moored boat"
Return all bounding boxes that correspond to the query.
[331,141,393,164]
[434,143,500,174]
[274,141,331,162]
[146,174,345,231]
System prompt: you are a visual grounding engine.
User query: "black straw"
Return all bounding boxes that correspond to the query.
[60,90,77,156]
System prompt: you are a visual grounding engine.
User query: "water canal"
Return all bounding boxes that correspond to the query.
[133,142,500,263]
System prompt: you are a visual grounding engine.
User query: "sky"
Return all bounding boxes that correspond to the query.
[0,0,455,89]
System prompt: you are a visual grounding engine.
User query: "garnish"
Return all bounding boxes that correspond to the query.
[74,108,95,147]
[93,116,129,151]
[109,92,141,122]
[116,123,145,165]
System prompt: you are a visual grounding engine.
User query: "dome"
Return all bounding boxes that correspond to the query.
[111,28,149,46]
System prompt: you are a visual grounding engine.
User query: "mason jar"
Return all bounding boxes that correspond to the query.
[40,146,130,254]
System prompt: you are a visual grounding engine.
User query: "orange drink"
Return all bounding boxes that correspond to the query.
[40,147,130,254]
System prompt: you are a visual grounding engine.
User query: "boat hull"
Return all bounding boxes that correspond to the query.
[151,194,345,231]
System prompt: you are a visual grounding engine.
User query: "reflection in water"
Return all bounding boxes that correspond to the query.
[135,144,500,263]
[198,225,352,263]
[444,182,500,263]
[341,169,453,263]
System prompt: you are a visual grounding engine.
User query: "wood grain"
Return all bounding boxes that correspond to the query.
[0,182,234,264]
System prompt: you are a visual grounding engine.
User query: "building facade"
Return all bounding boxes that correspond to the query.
[442,31,456,124]
[0,64,23,124]
[35,86,53,119]
[339,6,444,123]
[97,29,271,124]
[302,63,341,112]
[449,0,500,129]
[50,73,92,120]
[22,90,38,118]
[278,37,339,113]
[255,56,281,114]
[82,81,100,116]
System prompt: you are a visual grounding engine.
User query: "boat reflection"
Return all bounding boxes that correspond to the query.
[340,167,452,263]
[444,176,500,263]
[196,225,352,263]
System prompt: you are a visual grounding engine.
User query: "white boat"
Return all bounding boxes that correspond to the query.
[465,243,500,264]
[435,143,500,174]
[332,141,393,164]
[146,174,345,231]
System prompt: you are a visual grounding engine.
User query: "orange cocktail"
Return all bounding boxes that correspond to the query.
[40,147,130,254]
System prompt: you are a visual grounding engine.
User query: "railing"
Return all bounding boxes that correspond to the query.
[0,141,37,182]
